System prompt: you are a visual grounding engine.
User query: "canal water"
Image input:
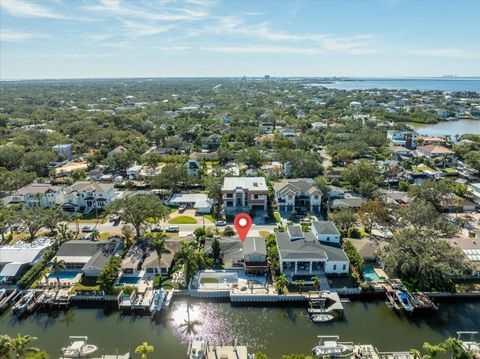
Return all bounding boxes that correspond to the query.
[1,299,479,358]
[407,119,480,138]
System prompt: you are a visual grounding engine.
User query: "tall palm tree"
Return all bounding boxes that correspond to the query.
[441,338,464,359]
[40,268,50,287]
[8,334,39,358]
[410,349,422,359]
[73,213,82,237]
[275,274,289,295]
[151,237,169,278]
[175,242,198,289]
[135,342,154,359]
[295,279,305,294]
[0,335,11,358]
[422,342,446,359]
[311,276,321,292]
[51,258,66,287]
[90,229,100,242]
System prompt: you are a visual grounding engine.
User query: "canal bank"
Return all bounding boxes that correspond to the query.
[0,298,479,358]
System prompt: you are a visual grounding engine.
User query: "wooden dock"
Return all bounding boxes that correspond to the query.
[0,289,19,312]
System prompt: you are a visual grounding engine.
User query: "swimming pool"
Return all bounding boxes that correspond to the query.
[118,276,141,285]
[48,270,81,280]
[363,264,383,283]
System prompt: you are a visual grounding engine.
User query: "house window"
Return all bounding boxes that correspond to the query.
[226,193,233,198]
[326,237,330,241]
[124,268,133,274]
[333,264,337,270]
[146,268,154,273]
[253,194,259,199]
[342,264,346,271]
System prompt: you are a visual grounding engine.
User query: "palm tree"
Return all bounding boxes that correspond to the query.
[8,334,39,358]
[73,213,82,237]
[275,274,289,295]
[441,338,464,359]
[151,237,169,279]
[175,242,198,289]
[40,268,50,287]
[311,276,321,292]
[90,229,100,241]
[135,342,154,359]
[0,335,11,358]
[422,342,446,359]
[295,279,305,294]
[51,258,66,287]
[410,349,422,359]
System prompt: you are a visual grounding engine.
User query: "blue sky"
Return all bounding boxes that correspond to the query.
[1,0,479,79]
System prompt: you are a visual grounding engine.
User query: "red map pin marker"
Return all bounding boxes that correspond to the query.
[234,213,252,241]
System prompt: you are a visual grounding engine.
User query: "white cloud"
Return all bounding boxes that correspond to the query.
[202,45,325,54]
[84,0,209,21]
[120,20,172,38]
[0,29,44,42]
[0,0,68,19]
[409,49,480,59]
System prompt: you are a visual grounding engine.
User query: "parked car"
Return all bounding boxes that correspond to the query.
[165,226,179,232]
[215,220,227,227]
[178,205,187,213]
[151,227,163,232]
[81,226,93,232]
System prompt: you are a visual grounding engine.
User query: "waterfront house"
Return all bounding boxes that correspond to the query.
[221,177,268,215]
[205,238,244,269]
[417,145,454,159]
[8,183,64,209]
[273,179,322,214]
[0,238,52,283]
[62,182,116,213]
[243,237,267,275]
[275,223,349,281]
[53,239,121,278]
[386,130,417,149]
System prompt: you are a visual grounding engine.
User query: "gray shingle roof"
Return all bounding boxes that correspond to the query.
[312,221,340,235]
[276,229,348,262]
[243,237,267,256]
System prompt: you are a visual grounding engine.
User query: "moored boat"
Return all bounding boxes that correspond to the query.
[187,339,207,359]
[61,336,98,358]
[394,290,415,312]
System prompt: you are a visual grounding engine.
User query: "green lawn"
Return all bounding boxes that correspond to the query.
[168,216,197,224]
[203,214,215,222]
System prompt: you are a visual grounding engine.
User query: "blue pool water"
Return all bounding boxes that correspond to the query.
[118,276,141,285]
[48,270,80,280]
[363,265,383,283]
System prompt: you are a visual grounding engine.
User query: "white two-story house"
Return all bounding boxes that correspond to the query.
[9,183,64,208]
[386,130,417,149]
[221,177,268,215]
[62,182,116,213]
[275,222,349,282]
[273,179,322,213]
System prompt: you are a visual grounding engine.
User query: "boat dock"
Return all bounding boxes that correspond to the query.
[0,289,19,312]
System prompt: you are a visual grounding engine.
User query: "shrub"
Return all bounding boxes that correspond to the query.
[223,226,235,236]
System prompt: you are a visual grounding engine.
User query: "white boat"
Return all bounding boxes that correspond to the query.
[311,313,335,323]
[61,336,98,358]
[394,290,415,312]
[312,336,354,357]
[12,291,35,315]
[149,289,165,314]
[0,289,6,301]
[187,339,207,359]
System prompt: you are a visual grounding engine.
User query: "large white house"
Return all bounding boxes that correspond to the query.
[386,130,417,149]
[275,222,349,281]
[8,183,64,208]
[62,181,116,213]
[273,179,322,213]
[221,177,268,214]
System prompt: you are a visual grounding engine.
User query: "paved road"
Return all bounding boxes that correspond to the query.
[67,221,277,237]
